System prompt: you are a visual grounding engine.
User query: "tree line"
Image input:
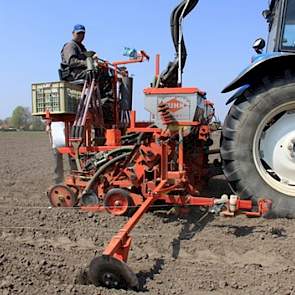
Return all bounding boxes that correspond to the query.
[0,106,45,131]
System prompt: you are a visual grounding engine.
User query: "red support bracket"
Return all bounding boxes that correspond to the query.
[245,199,272,217]
[103,195,155,262]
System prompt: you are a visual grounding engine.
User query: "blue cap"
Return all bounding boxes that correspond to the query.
[73,24,85,33]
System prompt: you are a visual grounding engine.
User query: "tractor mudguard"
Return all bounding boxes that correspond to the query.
[225,84,250,105]
[222,52,295,95]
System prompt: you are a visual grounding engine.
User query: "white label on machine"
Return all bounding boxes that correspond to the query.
[51,122,65,148]
[157,96,191,120]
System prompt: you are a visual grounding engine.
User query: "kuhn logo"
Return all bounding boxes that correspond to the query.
[165,98,183,112]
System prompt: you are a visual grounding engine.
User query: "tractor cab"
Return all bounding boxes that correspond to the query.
[223,0,295,92]
[264,0,295,52]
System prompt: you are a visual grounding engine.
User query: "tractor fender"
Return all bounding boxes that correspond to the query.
[225,84,250,105]
[222,53,295,98]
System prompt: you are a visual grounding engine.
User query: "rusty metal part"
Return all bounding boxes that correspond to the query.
[47,184,77,207]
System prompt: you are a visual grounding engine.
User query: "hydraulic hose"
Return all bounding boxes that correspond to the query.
[83,125,155,194]
[159,0,199,87]
[82,153,130,195]
[107,146,133,157]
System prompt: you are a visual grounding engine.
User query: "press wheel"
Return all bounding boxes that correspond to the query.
[88,255,139,290]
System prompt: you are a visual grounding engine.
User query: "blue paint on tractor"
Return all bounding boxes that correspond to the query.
[250,52,282,63]
[222,52,294,95]
[224,52,293,104]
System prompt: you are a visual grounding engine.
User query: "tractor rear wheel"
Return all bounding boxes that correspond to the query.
[221,71,295,218]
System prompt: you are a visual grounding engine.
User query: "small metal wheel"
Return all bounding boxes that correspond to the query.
[47,184,77,207]
[88,255,139,290]
[103,188,133,216]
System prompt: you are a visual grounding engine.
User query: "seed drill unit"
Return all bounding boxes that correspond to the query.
[33,0,295,289]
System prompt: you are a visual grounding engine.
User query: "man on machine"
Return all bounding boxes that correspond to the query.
[60,24,88,81]
[50,24,89,184]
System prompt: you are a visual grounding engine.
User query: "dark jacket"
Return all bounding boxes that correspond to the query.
[60,40,87,80]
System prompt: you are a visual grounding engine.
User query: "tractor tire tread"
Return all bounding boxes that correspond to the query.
[221,69,295,218]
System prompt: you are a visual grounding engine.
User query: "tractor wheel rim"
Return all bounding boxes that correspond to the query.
[253,101,295,196]
[106,193,128,215]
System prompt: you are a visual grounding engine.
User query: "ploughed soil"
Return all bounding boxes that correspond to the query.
[1,131,295,295]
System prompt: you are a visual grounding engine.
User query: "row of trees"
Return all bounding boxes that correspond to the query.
[0,106,45,131]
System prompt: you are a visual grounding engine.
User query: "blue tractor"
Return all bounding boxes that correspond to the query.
[221,0,295,217]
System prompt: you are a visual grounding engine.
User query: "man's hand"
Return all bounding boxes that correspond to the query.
[93,53,103,68]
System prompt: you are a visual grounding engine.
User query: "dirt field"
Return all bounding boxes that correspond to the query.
[1,131,295,295]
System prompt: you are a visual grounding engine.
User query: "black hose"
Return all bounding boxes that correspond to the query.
[171,0,199,67]
[171,0,199,47]
[160,0,199,87]
[85,147,133,171]
[83,125,155,194]
[107,146,133,157]
[83,153,130,194]
[121,133,141,141]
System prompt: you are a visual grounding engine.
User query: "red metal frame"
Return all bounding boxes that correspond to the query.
[144,87,203,95]
[101,147,270,261]
[44,53,272,283]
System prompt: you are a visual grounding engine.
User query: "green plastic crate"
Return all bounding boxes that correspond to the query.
[31,81,82,115]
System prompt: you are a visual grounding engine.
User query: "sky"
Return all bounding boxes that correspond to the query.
[0,0,268,121]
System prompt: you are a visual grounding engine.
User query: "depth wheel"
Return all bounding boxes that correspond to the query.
[103,188,133,216]
[88,255,139,290]
[47,184,77,207]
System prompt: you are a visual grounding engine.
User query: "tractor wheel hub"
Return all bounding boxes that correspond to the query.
[254,107,295,195]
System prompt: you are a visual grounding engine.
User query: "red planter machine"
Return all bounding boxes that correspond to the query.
[44,0,271,289]
[44,51,270,289]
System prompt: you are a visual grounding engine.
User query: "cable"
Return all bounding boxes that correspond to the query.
[0,203,213,210]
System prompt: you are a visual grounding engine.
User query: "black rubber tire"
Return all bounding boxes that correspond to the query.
[88,255,139,290]
[221,69,295,218]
